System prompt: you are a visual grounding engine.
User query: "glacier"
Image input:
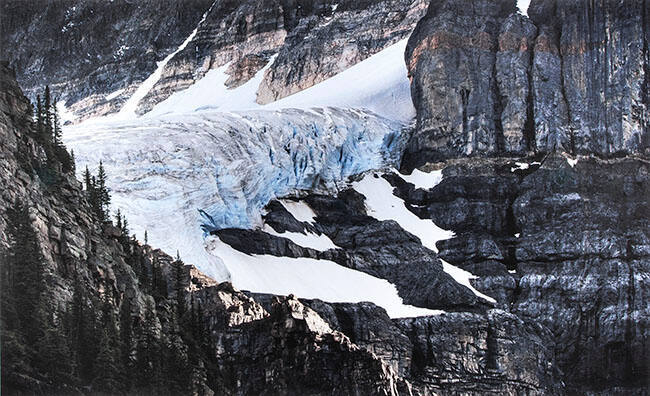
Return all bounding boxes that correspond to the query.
[61,31,465,317]
[64,108,408,281]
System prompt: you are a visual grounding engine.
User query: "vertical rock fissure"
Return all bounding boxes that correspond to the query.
[485,318,499,372]
[624,247,637,383]
[524,27,538,152]
[557,23,575,155]
[493,51,506,155]
[642,0,650,148]
[461,88,470,150]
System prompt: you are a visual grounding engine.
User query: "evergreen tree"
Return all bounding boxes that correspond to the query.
[163,334,191,393]
[121,217,129,238]
[52,99,62,148]
[144,230,148,245]
[0,247,31,393]
[139,250,150,290]
[32,310,76,389]
[172,258,185,320]
[115,209,123,230]
[133,300,163,393]
[70,149,76,172]
[119,297,134,389]
[43,86,52,135]
[35,95,43,134]
[92,281,121,393]
[90,175,102,221]
[69,276,99,383]
[96,161,110,222]
[83,166,92,192]
[150,257,167,301]
[4,200,46,344]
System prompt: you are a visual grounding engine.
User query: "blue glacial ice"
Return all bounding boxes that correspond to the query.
[63,107,409,280]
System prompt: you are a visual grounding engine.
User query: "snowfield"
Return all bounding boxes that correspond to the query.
[146,39,414,122]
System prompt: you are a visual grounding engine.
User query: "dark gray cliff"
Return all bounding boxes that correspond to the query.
[398,1,650,393]
[0,0,213,120]
[391,155,650,394]
[403,0,649,169]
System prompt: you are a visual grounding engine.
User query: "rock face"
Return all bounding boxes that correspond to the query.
[403,0,649,169]
[0,62,563,395]
[217,188,489,311]
[139,0,430,114]
[0,0,213,119]
[396,310,561,395]
[389,154,650,394]
[529,0,649,155]
[1,0,428,119]
[400,1,650,393]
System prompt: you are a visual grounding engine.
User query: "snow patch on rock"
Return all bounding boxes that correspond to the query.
[352,172,496,304]
[206,235,443,319]
[352,173,453,253]
[117,0,216,118]
[262,224,338,252]
[394,168,443,190]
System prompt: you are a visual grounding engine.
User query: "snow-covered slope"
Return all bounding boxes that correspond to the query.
[64,108,406,281]
[62,25,425,316]
[144,39,414,122]
[206,235,441,319]
[118,0,217,118]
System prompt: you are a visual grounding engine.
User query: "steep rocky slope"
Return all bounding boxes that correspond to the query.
[390,155,650,394]
[2,0,649,394]
[1,59,565,395]
[1,0,428,120]
[1,0,213,120]
[0,55,557,395]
